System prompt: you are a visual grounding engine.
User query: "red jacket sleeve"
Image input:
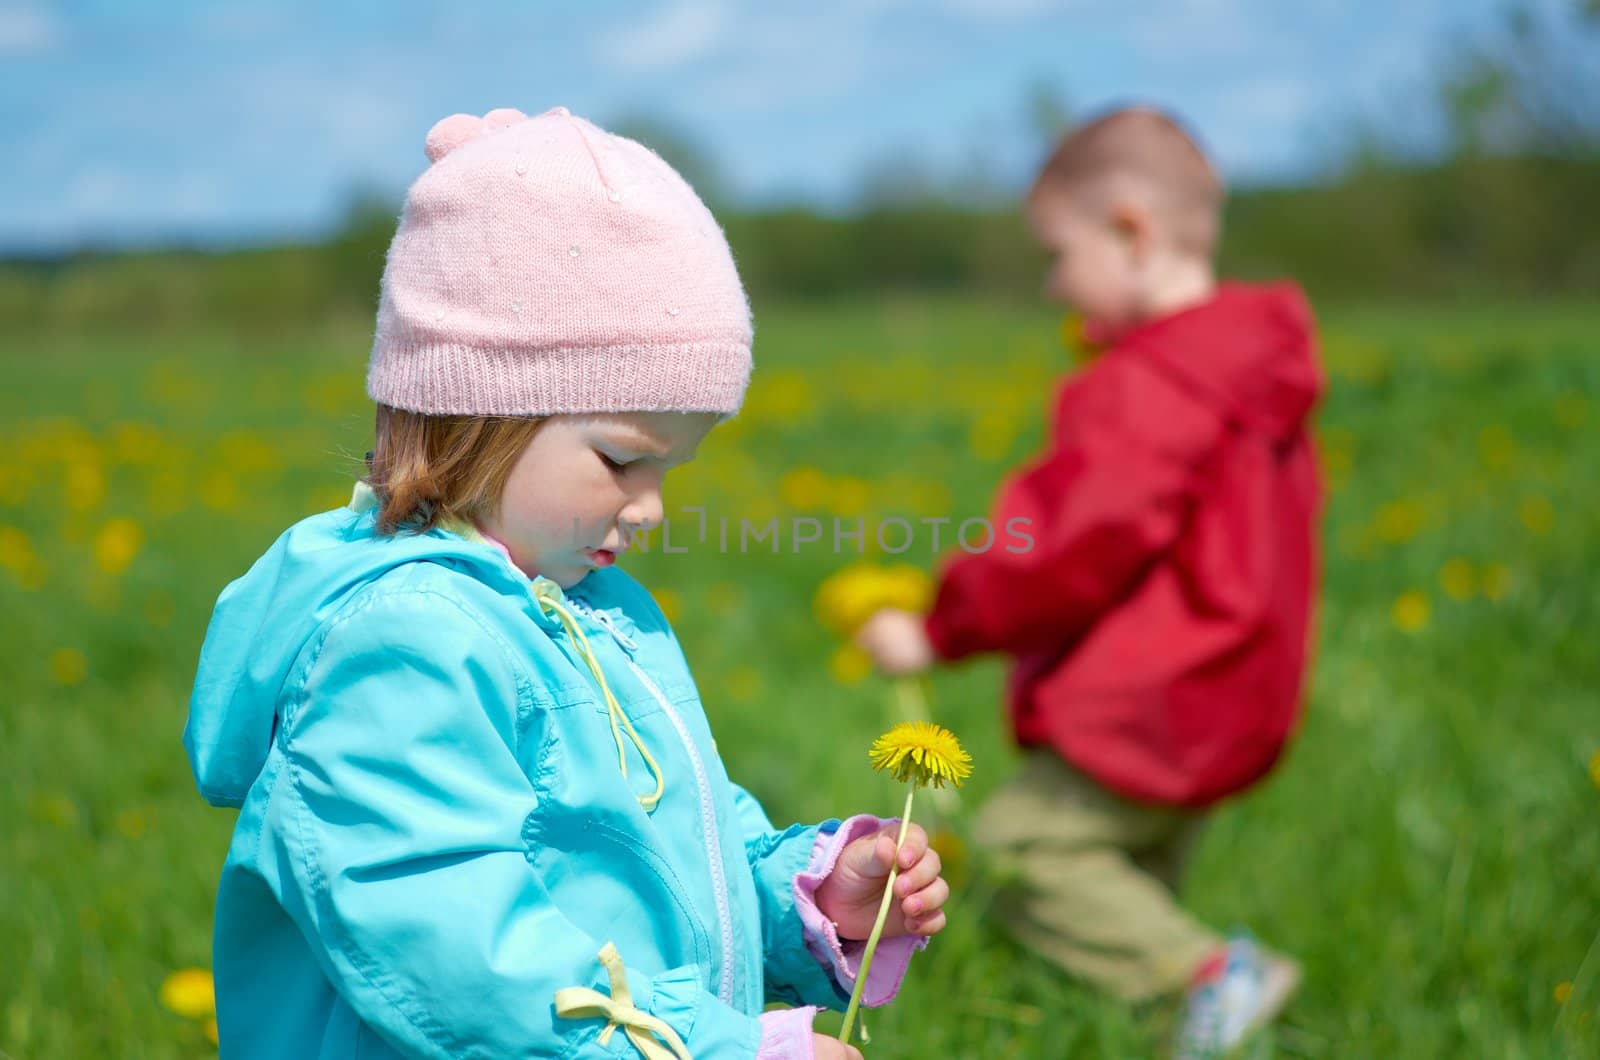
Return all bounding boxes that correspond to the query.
[924,358,1219,660]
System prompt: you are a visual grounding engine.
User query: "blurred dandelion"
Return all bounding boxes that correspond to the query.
[1392,591,1430,633]
[159,968,216,1021]
[1519,496,1553,534]
[1481,563,1513,601]
[94,517,144,575]
[50,647,87,685]
[1438,558,1477,601]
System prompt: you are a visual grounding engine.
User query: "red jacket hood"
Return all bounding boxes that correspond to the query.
[1118,281,1322,443]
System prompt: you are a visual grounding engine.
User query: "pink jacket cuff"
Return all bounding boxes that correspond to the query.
[793,813,928,1007]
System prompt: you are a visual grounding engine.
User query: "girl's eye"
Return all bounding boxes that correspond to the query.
[598,452,630,472]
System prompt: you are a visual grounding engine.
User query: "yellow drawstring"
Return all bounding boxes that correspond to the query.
[533,581,666,813]
[554,943,693,1060]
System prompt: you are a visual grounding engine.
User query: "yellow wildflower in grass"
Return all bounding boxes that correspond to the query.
[1373,499,1425,545]
[839,722,972,1046]
[1392,591,1430,634]
[93,517,144,575]
[200,472,241,513]
[1555,982,1574,1005]
[1477,425,1516,470]
[869,721,975,789]
[1438,558,1477,601]
[967,410,1016,462]
[1481,563,1512,601]
[1519,496,1554,535]
[652,588,682,626]
[1589,751,1600,791]
[50,648,87,686]
[830,475,872,517]
[28,792,80,829]
[159,968,216,1021]
[0,525,47,590]
[65,459,106,512]
[829,643,873,685]
[780,466,831,511]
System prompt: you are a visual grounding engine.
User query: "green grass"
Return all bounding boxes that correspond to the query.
[2,296,1597,1057]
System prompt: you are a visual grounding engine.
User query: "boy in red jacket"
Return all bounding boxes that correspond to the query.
[859,107,1322,1054]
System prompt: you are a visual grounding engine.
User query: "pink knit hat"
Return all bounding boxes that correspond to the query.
[367,106,752,417]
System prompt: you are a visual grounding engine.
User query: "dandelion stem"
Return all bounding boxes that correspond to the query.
[837,785,915,1045]
[891,678,959,814]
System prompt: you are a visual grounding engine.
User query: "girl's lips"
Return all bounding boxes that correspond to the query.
[585,548,616,567]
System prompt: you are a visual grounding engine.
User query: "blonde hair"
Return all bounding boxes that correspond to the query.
[1033,106,1224,257]
[366,404,545,535]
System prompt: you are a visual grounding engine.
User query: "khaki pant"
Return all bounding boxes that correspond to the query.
[976,750,1222,1003]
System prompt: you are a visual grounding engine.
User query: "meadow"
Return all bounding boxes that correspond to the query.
[2,296,1597,1058]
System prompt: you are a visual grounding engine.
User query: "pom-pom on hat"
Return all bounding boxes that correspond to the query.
[368,106,753,417]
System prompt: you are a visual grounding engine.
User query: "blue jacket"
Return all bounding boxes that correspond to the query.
[185,492,849,1058]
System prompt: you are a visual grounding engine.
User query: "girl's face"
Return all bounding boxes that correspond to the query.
[480,411,718,589]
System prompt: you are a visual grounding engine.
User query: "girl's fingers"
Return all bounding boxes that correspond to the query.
[893,823,928,869]
[895,848,942,897]
[902,876,950,919]
[905,910,946,936]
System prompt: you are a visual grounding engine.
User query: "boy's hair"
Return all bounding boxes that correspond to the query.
[366,405,544,535]
[1032,106,1224,257]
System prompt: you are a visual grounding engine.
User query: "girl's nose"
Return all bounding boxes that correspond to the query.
[620,487,664,536]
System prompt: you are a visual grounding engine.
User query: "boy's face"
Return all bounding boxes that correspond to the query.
[1029,189,1144,335]
[481,410,717,589]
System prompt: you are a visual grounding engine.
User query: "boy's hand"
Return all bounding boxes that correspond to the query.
[814,822,948,941]
[855,609,935,676]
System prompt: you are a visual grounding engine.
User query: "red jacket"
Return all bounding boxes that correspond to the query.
[925,282,1324,807]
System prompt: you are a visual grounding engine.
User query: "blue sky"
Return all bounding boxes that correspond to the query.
[1,0,1527,253]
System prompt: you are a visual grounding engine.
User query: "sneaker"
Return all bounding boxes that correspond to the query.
[1174,935,1300,1058]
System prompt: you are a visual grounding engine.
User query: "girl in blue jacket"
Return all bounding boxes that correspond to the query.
[184,107,948,1059]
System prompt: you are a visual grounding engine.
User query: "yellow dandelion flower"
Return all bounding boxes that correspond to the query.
[1374,500,1425,545]
[50,648,87,686]
[1438,558,1477,601]
[814,563,933,638]
[1477,425,1516,470]
[829,643,873,685]
[780,466,831,511]
[1392,591,1430,634]
[159,967,216,1021]
[869,721,973,790]
[1519,496,1553,535]
[840,721,974,1045]
[1555,981,1574,1005]
[1481,563,1512,601]
[94,517,144,575]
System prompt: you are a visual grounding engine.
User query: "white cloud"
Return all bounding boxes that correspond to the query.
[595,0,729,72]
[0,3,61,54]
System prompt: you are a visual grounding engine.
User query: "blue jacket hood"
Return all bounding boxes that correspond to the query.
[184,496,537,807]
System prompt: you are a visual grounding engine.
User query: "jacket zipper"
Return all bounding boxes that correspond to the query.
[565,597,738,1008]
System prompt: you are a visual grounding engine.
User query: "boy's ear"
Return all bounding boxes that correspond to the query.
[1108,201,1155,260]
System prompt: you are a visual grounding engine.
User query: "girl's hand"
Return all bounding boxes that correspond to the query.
[814,822,948,941]
[855,609,935,676]
[811,1034,864,1059]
